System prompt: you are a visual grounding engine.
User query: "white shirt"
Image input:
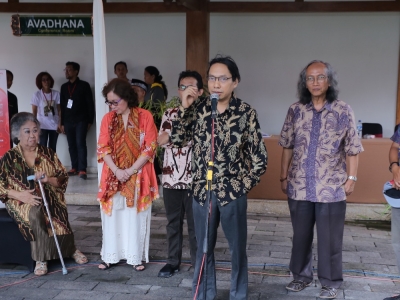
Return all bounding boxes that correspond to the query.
[30,89,60,130]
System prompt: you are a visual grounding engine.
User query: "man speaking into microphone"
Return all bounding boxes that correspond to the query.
[170,55,268,300]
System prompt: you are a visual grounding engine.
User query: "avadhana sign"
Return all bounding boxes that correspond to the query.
[11,14,93,37]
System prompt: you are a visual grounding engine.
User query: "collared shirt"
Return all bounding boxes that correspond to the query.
[60,77,95,125]
[171,96,268,206]
[390,128,400,159]
[159,107,192,190]
[279,100,363,203]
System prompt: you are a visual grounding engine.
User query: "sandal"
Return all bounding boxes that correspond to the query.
[72,249,88,264]
[133,264,146,272]
[319,286,338,299]
[286,280,312,292]
[34,261,48,276]
[98,261,116,270]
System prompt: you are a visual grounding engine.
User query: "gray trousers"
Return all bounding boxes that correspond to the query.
[392,207,400,273]
[192,193,248,300]
[163,188,197,267]
[288,198,346,288]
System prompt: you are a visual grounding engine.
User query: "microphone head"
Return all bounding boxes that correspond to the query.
[210,93,219,101]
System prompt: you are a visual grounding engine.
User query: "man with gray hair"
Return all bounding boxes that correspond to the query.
[279,60,363,299]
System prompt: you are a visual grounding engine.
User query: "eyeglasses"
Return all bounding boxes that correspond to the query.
[105,98,122,106]
[306,75,327,83]
[207,76,232,83]
[178,84,197,91]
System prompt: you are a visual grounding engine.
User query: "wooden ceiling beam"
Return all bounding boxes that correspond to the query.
[0,2,188,13]
[209,2,400,13]
[177,0,203,11]
[1,1,400,14]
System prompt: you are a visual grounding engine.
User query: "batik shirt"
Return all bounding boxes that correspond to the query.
[0,145,71,241]
[159,107,192,190]
[279,100,363,203]
[171,96,268,206]
[390,128,400,159]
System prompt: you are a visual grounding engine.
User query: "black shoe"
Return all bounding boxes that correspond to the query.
[79,171,87,180]
[384,295,400,300]
[158,264,179,278]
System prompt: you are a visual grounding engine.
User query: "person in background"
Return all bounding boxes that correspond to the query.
[60,61,95,180]
[156,70,202,278]
[279,60,363,299]
[114,61,129,82]
[0,112,87,276]
[143,66,168,183]
[385,128,400,300]
[6,70,18,149]
[144,66,168,104]
[31,72,61,152]
[97,78,159,271]
[131,78,147,104]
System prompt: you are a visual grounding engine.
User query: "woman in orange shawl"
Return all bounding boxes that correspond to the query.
[97,79,159,271]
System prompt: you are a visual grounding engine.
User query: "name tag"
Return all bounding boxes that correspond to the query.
[67,99,73,109]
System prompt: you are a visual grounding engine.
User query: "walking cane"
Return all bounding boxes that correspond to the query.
[27,175,68,275]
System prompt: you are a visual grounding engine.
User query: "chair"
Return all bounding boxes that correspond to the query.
[362,123,383,138]
[0,208,35,272]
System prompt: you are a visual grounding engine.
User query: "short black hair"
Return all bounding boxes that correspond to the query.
[66,61,80,74]
[114,61,127,71]
[207,55,241,82]
[177,70,203,90]
[6,70,13,80]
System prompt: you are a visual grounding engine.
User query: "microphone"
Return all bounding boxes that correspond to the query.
[210,93,219,119]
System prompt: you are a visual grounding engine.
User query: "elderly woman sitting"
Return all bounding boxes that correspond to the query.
[0,112,87,276]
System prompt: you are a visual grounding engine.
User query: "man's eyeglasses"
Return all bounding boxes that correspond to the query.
[178,84,197,91]
[105,98,122,106]
[207,76,232,83]
[306,75,327,83]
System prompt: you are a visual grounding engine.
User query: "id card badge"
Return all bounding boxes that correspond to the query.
[67,99,73,109]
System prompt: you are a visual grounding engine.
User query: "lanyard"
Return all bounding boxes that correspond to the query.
[42,90,53,107]
[68,83,77,98]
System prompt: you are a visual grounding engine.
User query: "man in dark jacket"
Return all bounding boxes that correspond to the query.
[60,62,94,180]
[6,70,18,148]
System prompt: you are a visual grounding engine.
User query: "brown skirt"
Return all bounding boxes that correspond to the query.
[29,205,76,262]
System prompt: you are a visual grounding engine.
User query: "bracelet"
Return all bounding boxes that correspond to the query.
[279,177,287,182]
[389,162,400,172]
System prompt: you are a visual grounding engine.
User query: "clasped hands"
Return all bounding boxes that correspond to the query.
[115,168,135,183]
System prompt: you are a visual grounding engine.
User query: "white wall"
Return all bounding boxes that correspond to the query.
[1,11,399,169]
[210,12,400,137]
[0,13,186,169]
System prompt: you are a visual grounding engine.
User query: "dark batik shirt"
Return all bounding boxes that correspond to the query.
[279,100,363,203]
[171,96,268,206]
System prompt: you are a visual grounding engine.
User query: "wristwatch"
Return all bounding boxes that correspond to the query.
[347,175,357,182]
[131,169,138,175]
[389,162,400,172]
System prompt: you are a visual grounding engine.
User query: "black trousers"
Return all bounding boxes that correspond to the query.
[39,129,59,153]
[288,198,346,288]
[64,121,88,172]
[163,188,197,267]
[192,193,248,300]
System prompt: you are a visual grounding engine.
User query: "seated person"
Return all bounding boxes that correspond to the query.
[0,112,88,276]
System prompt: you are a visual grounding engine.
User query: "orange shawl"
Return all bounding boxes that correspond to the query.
[97,108,159,216]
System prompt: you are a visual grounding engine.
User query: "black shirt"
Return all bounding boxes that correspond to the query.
[60,77,94,125]
[7,91,18,122]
